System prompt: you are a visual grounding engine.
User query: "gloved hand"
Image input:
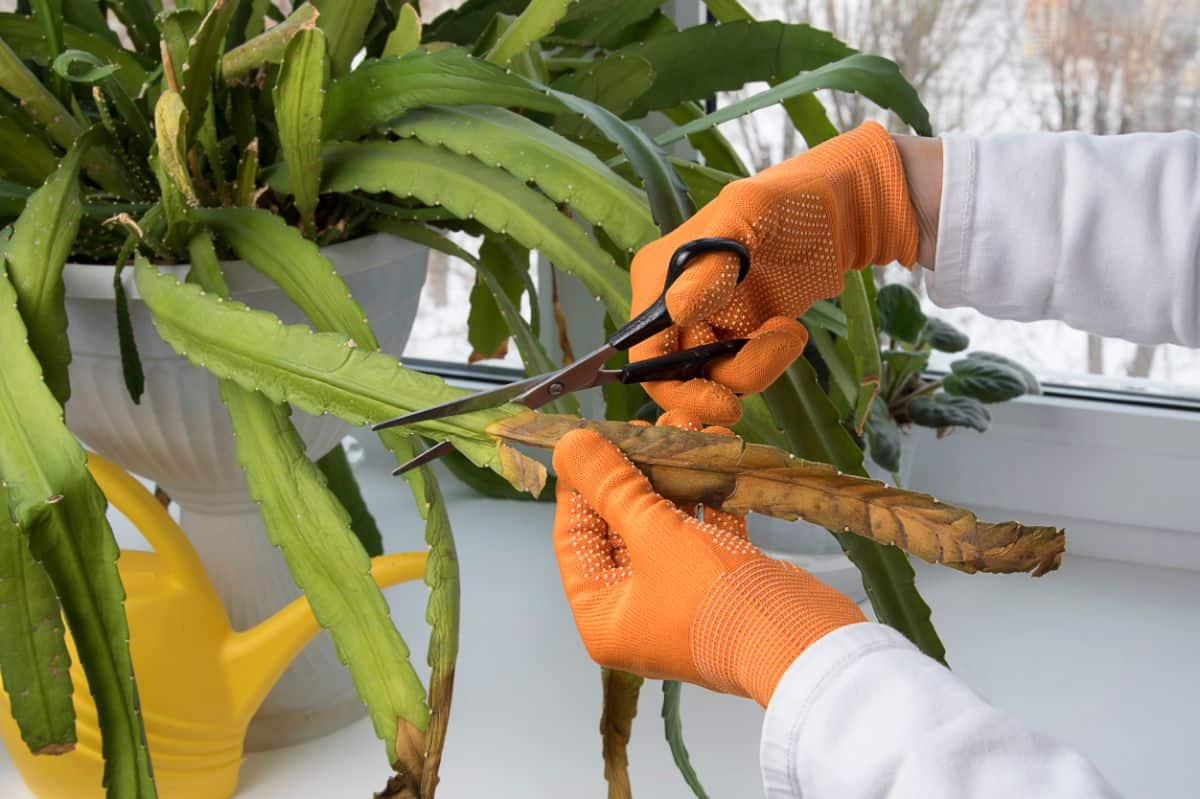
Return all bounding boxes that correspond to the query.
[551,422,867,706]
[630,120,920,424]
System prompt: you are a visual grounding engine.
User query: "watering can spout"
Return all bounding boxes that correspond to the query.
[223,551,427,719]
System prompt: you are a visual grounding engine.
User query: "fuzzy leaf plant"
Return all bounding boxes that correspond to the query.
[0,1,1053,797]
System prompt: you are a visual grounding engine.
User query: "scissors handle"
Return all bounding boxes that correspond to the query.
[607,237,751,352]
[617,338,749,384]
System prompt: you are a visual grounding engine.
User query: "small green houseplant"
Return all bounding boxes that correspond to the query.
[0,1,988,796]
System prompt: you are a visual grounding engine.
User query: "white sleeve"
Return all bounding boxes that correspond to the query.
[927,130,1200,347]
[760,623,1118,799]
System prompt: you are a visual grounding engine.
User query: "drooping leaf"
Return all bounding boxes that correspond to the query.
[600,668,643,799]
[491,413,1064,578]
[662,681,711,799]
[945,358,1027,403]
[553,88,691,234]
[484,0,570,66]
[221,2,321,82]
[383,3,422,58]
[661,102,749,176]
[906,393,990,434]
[0,486,75,755]
[467,236,526,357]
[840,270,882,434]
[920,317,969,353]
[655,53,933,149]
[390,104,657,250]
[133,259,546,492]
[274,26,329,232]
[388,434,460,798]
[322,48,562,141]
[967,351,1041,394]
[313,0,375,75]
[317,441,384,557]
[308,139,630,318]
[877,282,927,343]
[187,232,429,771]
[112,235,145,404]
[192,206,377,349]
[4,128,97,405]
[0,257,156,798]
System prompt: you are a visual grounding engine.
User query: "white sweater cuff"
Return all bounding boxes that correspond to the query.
[926,132,976,309]
[759,622,914,798]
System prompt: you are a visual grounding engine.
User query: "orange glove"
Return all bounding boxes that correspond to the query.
[630,121,919,424]
[551,424,867,706]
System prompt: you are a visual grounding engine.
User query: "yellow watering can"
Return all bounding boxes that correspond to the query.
[0,452,426,798]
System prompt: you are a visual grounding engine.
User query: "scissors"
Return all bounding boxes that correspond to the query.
[374,237,751,476]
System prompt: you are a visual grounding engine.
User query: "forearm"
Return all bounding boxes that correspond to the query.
[892,133,942,269]
[761,624,1119,799]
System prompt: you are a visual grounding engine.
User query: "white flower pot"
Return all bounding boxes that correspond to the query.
[748,429,920,605]
[61,233,427,751]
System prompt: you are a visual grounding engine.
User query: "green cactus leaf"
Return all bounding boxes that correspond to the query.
[310,139,630,318]
[63,0,119,44]
[549,52,655,120]
[668,157,737,209]
[840,269,882,434]
[0,256,155,798]
[312,0,375,75]
[391,104,656,250]
[382,3,421,58]
[316,441,383,558]
[133,260,545,491]
[182,0,242,138]
[0,118,58,186]
[424,0,526,44]
[274,27,328,231]
[0,14,148,98]
[221,2,321,83]
[484,0,570,66]
[233,139,260,206]
[387,434,459,797]
[554,88,692,234]
[187,232,429,766]
[4,128,98,405]
[0,449,76,757]
[191,206,377,350]
[656,54,933,148]
[105,0,159,55]
[661,103,749,176]
[554,0,667,48]
[322,48,562,141]
[661,681,711,799]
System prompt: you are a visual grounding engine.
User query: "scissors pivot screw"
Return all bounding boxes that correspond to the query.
[548,382,565,397]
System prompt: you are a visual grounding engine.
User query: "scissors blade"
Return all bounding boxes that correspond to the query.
[371,374,546,431]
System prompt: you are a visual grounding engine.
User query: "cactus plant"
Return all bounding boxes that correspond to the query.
[0,1,964,796]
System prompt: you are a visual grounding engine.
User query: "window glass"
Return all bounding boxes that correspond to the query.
[721,0,1200,400]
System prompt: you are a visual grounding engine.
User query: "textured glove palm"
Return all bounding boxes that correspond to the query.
[629,121,920,424]
[552,426,866,706]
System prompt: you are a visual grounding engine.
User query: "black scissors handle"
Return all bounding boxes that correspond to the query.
[615,338,749,384]
[607,237,750,352]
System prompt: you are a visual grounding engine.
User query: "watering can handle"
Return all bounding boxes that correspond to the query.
[86,451,213,592]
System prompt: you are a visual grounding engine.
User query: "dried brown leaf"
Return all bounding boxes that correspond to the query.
[488,413,1065,576]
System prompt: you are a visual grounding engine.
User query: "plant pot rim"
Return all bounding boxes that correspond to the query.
[62,232,422,301]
